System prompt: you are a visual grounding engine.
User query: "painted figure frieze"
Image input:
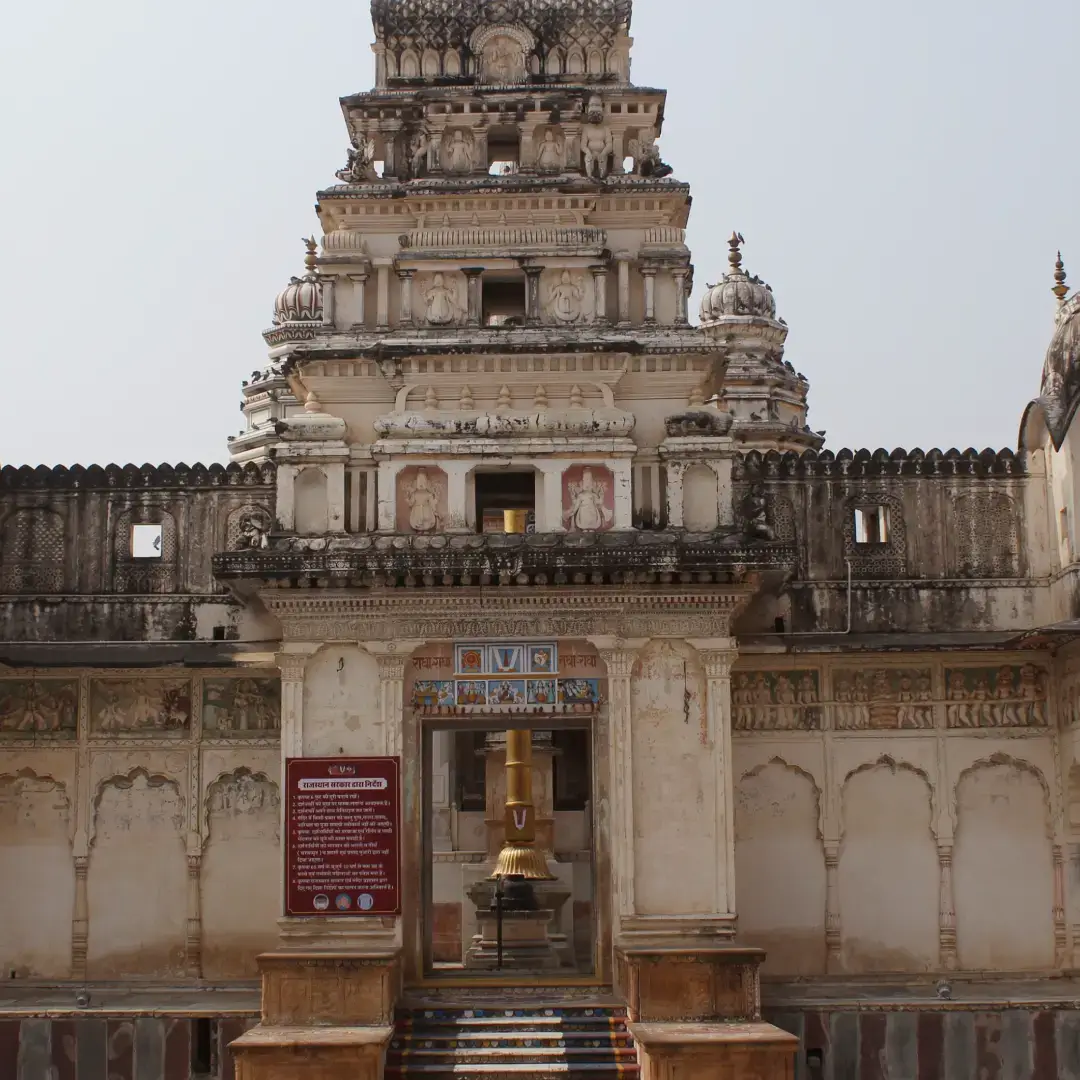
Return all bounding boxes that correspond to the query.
[945,665,1048,728]
[732,671,822,731]
[203,678,281,736]
[833,668,934,730]
[90,679,191,735]
[0,679,78,737]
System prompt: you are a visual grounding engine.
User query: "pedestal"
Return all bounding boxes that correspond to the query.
[229,951,400,1080]
[616,945,796,1079]
[464,908,562,970]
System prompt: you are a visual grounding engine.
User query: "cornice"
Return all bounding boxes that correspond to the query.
[736,447,1027,481]
[0,462,276,493]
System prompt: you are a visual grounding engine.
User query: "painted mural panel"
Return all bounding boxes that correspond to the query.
[0,680,78,737]
[202,678,280,735]
[833,668,934,730]
[732,671,822,731]
[89,680,191,735]
[945,665,1048,728]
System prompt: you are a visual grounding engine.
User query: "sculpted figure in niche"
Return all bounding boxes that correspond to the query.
[423,273,460,325]
[234,509,271,550]
[628,130,673,179]
[483,36,526,82]
[406,469,442,532]
[335,137,377,183]
[581,96,614,180]
[564,469,613,532]
[443,130,475,174]
[408,130,429,178]
[536,128,565,172]
[547,270,584,324]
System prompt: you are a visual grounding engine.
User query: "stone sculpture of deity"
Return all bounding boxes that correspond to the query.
[443,130,475,174]
[536,128,565,171]
[547,270,584,324]
[408,130,429,177]
[581,96,614,180]
[423,273,459,325]
[406,469,441,532]
[564,469,613,532]
[335,137,377,183]
[483,37,525,83]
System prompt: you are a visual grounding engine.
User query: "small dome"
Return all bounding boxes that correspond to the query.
[272,238,323,325]
[699,232,777,324]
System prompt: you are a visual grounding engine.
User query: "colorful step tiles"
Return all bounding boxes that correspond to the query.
[386,1003,640,1078]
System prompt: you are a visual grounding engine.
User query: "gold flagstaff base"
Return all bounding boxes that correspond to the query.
[491,842,557,881]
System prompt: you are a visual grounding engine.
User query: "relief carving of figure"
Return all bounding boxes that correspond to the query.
[443,130,475,174]
[627,130,673,178]
[408,130,429,178]
[482,36,526,82]
[406,469,442,532]
[536,128,565,171]
[563,468,613,532]
[580,96,614,180]
[742,485,775,541]
[423,273,460,325]
[547,270,584,324]
[335,137,377,183]
[234,509,271,550]
[1019,663,1047,725]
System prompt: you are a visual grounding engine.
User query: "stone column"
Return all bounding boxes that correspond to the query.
[71,854,89,979]
[186,845,203,977]
[671,267,690,325]
[664,462,687,529]
[615,254,632,325]
[824,842,842,972]
[524,265,544,324]
[610,459,634,530]
[938,842,957,971]
[320,274,336,328]
[365,641,427,760]
[442,460,473,532]
[588,637,648,922]
[687,639,738,920]
[536,460,565,532]
[1054,843,1068,967]
[397,269,415,326]
[463,268,484,327]
[277,647,317,760]
[591,265,609,324]
[376,460,407,532]
[348,272,368,328]
[641,266,657,324]
[375,259,391,328]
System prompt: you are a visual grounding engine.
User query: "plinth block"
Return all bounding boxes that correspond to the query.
[630,1022,798,1080]
[258,951,401,1027]
[616,946,765,1023]
[231,1024,393,1080]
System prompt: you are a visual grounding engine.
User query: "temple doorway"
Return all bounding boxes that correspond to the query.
[420,717,598,980]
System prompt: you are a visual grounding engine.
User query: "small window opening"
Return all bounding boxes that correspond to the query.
[853,506,889,544]
[482,275,527,326]
[454,731,487,810]
[622,155,635,173]
[131,523,163,559]
[475,471,536,533]
[373,160,385,178]
[191,1018,213,1078]
[553,729,591,810]
[487,129,520,176]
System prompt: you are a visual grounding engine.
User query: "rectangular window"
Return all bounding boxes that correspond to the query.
[131,523,163,559]
[487,128,520,176]
[854,506,889,545]
[481,276,526,326]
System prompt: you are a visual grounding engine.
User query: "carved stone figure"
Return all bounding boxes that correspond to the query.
[443,130,475,174]
[335,137,377,183]
[563,468,613,532]
[732,670,821,730]
[406,469,442,532]
[233,509,271,550]
[628,130,673,178]
[408,130,429,178]
[547,270,584,324]
[742,485,775,541]
[580,96,614,180]
[665,409,734,438]
[423,272,460,325]
[482,35,526,82]
[536,128,565,172]
[945,665,1048,727]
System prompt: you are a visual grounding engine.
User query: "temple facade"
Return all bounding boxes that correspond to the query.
[3,1,1080,1077]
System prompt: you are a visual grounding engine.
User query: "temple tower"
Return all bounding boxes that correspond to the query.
[224,1,799,1076]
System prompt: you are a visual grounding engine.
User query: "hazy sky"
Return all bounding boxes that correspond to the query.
[1,0,1076,466]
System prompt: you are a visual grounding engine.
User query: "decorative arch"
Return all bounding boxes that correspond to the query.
[112,506,179,593]
[953,752,1054,839]
[841,754,937,837]
[203,768,280,845]
[421,48,440,76]
[399,48,420,77]
[90,767,184,847]
[738,756,825,839]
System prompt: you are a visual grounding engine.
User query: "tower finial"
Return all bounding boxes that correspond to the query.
[1053,251,1069,304]
[303,236,318,276]
[728,231,745,273]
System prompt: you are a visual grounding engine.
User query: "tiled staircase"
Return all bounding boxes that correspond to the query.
[386,1003,640,1078]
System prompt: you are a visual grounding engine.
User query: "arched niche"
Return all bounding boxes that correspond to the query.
[682,464,720,532]
[735,760,826,974]
[839,758,939,972]
[953,756,1055,969]
[294,467,329,534]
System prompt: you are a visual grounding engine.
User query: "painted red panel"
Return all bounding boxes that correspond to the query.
[974,1013,1003,1080]
[0,1021,19,1078]
[917,1011,944,1080]
[1032,1011,1058,1080]
[859,1013,886,1078]
[163,1019,190,1080]
[51,1019,77,1080]
[106,1020,134,1080]
[285,757,401,917]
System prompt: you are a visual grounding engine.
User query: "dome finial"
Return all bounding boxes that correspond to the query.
[728,231,745,273]
[303,236,319,277]
[1053,251,1069,304]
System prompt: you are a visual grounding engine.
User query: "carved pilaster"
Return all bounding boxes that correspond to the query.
[397,269,415,326]
[672,267,690,325]
[589,637,647,922]
[320,273,336,327]
[348,272,368,328]
[186,849,203,978]
[71,855,89,979]
[615,254,632,326]
[591,265,609,324]
[365,641,426,759]
[641,265,658,324]
[824,843,842,972]
[1070,843,1080,969]
[1054,844,1068,967]
[463,268,483,327]
[688,639,737,917]
[524,266,544,325]
[276,648,316,759]
[937,842,957,971]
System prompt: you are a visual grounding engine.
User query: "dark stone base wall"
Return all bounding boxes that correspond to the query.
[766,1007,1080,1080]
[0,1017,256,1080]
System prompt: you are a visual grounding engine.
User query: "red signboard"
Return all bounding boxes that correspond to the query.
[285,757,401,917]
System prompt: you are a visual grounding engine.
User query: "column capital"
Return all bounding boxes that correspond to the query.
[587,636,649,676]
[686,638,738,679]
[276,644,321,681]
[364,640,427,681]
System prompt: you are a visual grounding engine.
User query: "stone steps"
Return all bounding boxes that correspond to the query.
[386,1004,640,1080]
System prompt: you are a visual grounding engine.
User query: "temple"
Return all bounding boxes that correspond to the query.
[2,1,1080,1077]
